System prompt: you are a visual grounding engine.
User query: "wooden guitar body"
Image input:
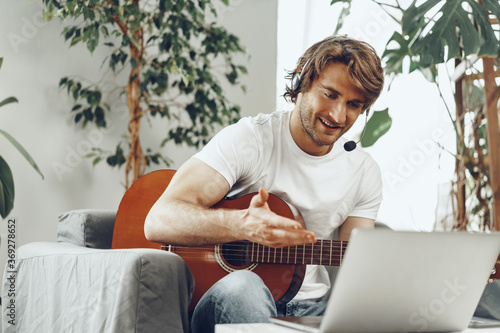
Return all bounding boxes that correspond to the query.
[111,170,305,310]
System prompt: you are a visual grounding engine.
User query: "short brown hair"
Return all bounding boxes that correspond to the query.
[284,35,384,110]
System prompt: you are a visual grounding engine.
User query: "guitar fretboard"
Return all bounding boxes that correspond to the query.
[248,240,347,266]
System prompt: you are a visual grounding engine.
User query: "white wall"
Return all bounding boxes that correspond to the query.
[0,0,277,256]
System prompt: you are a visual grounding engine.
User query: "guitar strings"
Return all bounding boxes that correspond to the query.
[164,254,346,265]
[164,254,345,264]
[166,247,348,256]
[166,243,348,254]
[164,240,348,250]
[165,241,348,264]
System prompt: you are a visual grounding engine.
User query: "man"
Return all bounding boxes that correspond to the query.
[145,35,385,332]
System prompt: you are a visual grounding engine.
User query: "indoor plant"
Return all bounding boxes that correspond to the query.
[0,57,44,218]
[42,0,247,188]
[332,0,500,231]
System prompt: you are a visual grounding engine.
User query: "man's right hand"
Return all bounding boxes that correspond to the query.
[237,187,316,248]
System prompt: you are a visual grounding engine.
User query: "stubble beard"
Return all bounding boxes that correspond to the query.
[298,98,342,147]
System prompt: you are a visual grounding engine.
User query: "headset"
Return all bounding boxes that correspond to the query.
[290,58,310,95]
[344,108,369,152]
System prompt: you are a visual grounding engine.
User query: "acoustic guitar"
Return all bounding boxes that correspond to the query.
[111,169,348,310]
[112,170,500,311]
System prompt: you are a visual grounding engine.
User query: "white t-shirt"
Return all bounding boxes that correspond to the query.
[194,110,383,300]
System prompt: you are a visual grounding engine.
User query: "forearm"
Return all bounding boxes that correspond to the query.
[145,199,244,246]
[338,216,374,241]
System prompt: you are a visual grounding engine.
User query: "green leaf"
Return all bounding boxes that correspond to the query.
[129,35,141,50]
[382,23,439,85]
[0,97,19,108]
[360,108,392,148]
[405,0,500,66]
[401,0,440,35]
[70,35,83,47]
[237,65,248,74]
[92,156,102,166]
[159,0,167,11]
[0,129,44,179]
[382,32,411,77]
[72,82,82,101]
[59,77,68,87]
[42,10,55,22]
[101,26,109,38]
[83,23,100,53]
[75,113,83,124]
[0,156,14,218]
[94,106,106,127]
[88,90,102,106]
[332,0,351,35]
[63,26,77,41]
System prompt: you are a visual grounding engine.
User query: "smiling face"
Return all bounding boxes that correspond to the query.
[290,62,365,156]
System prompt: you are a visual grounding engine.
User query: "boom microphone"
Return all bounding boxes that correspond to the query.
[344,109,370,152]
[343,140,357,152]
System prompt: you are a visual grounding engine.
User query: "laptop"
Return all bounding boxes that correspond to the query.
[269,229,500,332]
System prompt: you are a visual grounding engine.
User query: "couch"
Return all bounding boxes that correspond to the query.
[1,209,194,333]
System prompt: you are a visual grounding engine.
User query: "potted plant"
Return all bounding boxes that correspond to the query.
[332,0,500,231]
[42,0,247,188]
[0,57,44,218]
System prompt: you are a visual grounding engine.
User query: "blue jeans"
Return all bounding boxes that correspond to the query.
[191,270,327,333]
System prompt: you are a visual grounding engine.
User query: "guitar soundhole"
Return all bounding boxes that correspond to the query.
[221,241,250,267]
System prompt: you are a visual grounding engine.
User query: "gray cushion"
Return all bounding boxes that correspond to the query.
[57,209,116,249]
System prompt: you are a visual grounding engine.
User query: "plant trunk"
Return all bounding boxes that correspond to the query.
[454,59,467,230]
[125,37,145,189]
[482,56,500,231]
[113,0,146,189]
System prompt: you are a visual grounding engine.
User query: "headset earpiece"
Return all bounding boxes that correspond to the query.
[290,58,311,95]
[290,72,301,94]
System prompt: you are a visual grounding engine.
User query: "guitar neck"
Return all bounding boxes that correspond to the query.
[248,240,348,266]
